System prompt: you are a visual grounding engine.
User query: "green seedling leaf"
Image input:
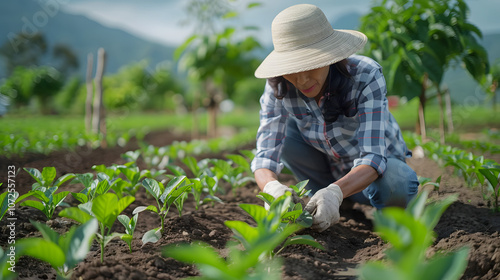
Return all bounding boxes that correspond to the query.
[142,178,162,199]
[59,207,93,224]
[71,192,88,204]
[163,242,227,272]
[133,205,159,214]
[92,193,135,229]
[282,235,324,250]
[60,219,98,270]
[1,191,18,221]
[24,167,43,185]
[239,203,267,223]
[31,220,59,244]
[15,238,65,268]
[41,167,57,185]
[20,200,45,212]
[142,227,162,245]
[53,173,76,188]
[224,220,259,249]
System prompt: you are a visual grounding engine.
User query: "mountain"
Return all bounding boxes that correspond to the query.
[0,0,176,79]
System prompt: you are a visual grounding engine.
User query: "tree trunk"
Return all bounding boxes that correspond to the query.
[85,53,93,135]
[445,88,454,134]
[437,88,445,144]
[416,73,428,140]
[492,81,498,112]
[92,48,107,148]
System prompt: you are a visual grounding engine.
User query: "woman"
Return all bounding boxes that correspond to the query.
[251,4,419,232]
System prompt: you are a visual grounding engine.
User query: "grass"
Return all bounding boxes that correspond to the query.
[390,98,500,132]
[0,100,497,157]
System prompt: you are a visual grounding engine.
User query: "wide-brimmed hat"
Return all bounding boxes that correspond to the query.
[255,4,367,79]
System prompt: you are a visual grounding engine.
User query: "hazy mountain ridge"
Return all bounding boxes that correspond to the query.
[0,0,176,78]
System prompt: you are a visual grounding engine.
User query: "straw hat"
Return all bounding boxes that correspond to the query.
[255,4,367,79]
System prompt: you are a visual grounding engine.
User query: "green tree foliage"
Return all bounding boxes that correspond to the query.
[360,0,489,100]
[176,0,262,137]
[0,32,47,75]
[89,61,184,111]
[0,66,63,113]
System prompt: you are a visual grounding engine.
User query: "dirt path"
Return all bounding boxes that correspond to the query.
[1,130,499,280]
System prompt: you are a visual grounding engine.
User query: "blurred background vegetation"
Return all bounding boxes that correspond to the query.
[0,0,499,155]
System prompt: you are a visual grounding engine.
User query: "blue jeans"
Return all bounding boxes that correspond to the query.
[281,119,419,209]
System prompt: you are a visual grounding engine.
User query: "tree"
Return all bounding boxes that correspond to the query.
[0,32,47,75]
[0,66,63,114]
[360,0,489,137]
[176,0,262,138]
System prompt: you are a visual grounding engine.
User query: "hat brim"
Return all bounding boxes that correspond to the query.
[255,29,367,79]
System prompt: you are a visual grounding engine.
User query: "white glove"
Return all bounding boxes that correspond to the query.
[263,180,298,210]
[304,183,343,232]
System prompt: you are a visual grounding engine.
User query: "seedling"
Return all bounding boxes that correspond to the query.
[14,219,98,279]
[163,240,282,280]
[118,214,138,252]
[70,173,114,203]
[211,158,254,195]
[188,176,223,210]
[225,193,322,259]
[478,166,500,212]
[24,167,76,190]
[357,191,468,280]
[19,187,70,220]
[59,193,135,262]
[133,177,192,245]
[418,176,442,192]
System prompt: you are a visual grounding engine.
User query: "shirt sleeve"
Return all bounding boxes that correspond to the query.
[352,67,388,176]
[250,81,288,174]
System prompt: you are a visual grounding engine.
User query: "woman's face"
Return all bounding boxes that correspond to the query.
[283,65,330,102]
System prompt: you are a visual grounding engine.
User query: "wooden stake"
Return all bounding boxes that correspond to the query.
[93,48,107,147]
[437,88,445,144]
[85,53,93,135]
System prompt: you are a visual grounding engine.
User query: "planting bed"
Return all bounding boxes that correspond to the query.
[1,130,499,280]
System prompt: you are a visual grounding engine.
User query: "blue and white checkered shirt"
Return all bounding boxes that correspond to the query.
[251,55,410,180]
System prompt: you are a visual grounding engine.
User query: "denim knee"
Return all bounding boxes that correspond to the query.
[361,158,419,209]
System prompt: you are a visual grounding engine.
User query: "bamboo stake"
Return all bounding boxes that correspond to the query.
[93,48,107,147]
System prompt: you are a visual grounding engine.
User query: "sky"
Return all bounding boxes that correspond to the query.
[62,0,500,47]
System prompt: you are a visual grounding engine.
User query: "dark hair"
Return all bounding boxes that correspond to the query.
[268,59,354,122]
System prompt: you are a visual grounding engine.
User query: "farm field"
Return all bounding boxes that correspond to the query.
[1,128,499,280]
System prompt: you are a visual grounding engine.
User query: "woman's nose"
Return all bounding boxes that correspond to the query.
[296,72,309,85]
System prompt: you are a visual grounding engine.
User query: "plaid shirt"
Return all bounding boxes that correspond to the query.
[251,55,410,179]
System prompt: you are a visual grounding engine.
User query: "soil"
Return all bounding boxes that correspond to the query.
[1,130,499,280]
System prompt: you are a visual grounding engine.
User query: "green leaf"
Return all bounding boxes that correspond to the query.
[41,167,57,185]
[142,227,162,245]
[30,220,59,243]
[419,247,469,280]
[103,232,124,248]
[15,238,65,268]
[142,178,161,199]
[59,219,98,269]
[92,193,118,228]
[282,235,324,250]
[53,173,76,188]
[133,205,158,214]
[59,207,93,224]
[24,167,43,185]
[52,191,70,208]
[163,242,228,272]
[239,203,267,223]
[71,192,88,204]
[20,200,45,212]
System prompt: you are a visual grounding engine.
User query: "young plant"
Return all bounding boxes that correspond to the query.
[18,187,71,220]
[24,167,76,190]
[357,191,468,280]
[225,193,322,259]
[70,173,113,203]
[133,177,192,245]
[211,158,254,195]
[118,213,138,252]
[59,193,135,262]
[14,219,98,279]
[478,166,500,211]
[187,176,223,210]
[163,240,282,280]
[418,176,442,192]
